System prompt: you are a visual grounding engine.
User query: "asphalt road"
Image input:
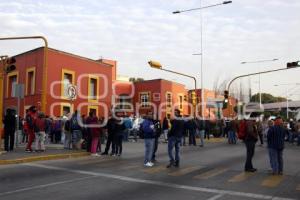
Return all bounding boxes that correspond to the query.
[0,139,299,200]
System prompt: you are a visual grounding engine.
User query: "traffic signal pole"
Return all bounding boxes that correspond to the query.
[0,36,48,134]
[226,63,300,116]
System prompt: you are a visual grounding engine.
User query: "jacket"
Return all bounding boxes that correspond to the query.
[267,125,285,150]
[168,118,185,138]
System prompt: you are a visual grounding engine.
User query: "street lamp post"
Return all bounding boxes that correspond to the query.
[173,1,232,119]
[241,59,279,108]
[148,60,197,117]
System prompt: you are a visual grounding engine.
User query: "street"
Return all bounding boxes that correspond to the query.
[0,140,299,200]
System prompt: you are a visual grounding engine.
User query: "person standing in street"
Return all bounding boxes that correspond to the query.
[102,115,117,155]
[141,114,155,167]
[34,112,47,152]
[3,109,16,152]
[267,117,286,175]
[162,116,169,143]
[25,106,37,152]
[228,118,238,144]
[86,111,101,156]
[151,119,161,162]
[244,113,259,172]
[167,109,185,168]
[70,110,82,150]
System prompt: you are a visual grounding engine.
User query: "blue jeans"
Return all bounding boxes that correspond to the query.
[144,138,155,164]
[168,136,181,162]
[72,130,82,144]
[268,148,283,174]
[198,130,205,146]
[228,131,236,144]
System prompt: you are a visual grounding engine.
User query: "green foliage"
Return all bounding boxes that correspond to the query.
[250,93,287,104]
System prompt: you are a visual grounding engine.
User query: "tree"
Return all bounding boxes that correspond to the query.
[250,93,287,104]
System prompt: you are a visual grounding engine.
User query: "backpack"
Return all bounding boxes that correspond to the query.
[238,120,246,140]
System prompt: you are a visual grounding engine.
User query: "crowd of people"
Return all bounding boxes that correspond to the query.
[2,105,300,174]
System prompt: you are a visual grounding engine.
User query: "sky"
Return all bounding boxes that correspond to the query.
[1,0,300,100]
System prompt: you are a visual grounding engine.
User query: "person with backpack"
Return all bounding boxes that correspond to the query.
[267,117,286,175]
[70,110,82,150]
[141,114,156,167]
[25,106,37,152]
[244,113,259,172]
[167,109,185,168]
[34,112,47,152]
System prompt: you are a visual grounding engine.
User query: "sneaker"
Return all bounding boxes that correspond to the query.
[101,152,108,155]
[117,154,121,157]
[149,162,154,166]
[144,162,153,167]
[91,153,100,157]
[25,149,32,153]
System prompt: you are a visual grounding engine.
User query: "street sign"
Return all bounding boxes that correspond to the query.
[67,84,77,100]
[12,83,24,99]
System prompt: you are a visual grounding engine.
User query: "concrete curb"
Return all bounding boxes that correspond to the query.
[0,152,90,165]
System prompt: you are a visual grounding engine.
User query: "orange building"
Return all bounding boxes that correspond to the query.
[0,46,237,129]
[113,79,190,120]
[1,47,116,120]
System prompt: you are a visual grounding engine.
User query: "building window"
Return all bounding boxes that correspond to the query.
[61,69,75,98]
[118,95,131,110]
[90,78,97,100]
[62,106,71,116]
[179,95,183,109]
[166,92,172,107]
[8,75,17,98]
[140,92,150,107]
[88,76,99,102]
[26,68,35,95]
[88,105,98,116]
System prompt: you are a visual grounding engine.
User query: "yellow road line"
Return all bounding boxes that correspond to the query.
[228,172,255,183]
[0,152,90,165]
[142,165,168,174]
[194,168,228,179]
[261,175,285,187]
[168,166,203,177]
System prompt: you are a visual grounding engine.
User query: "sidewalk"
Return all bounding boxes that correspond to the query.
[0,144,89,165]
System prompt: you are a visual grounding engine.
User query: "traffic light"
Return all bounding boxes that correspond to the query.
[190,91,196,106]
[5,57,16,74]
[223,90,229,109]
[287,61,300,68]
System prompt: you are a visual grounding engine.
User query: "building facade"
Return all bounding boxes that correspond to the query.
[0,47,236,129]
[1,47,116,123]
